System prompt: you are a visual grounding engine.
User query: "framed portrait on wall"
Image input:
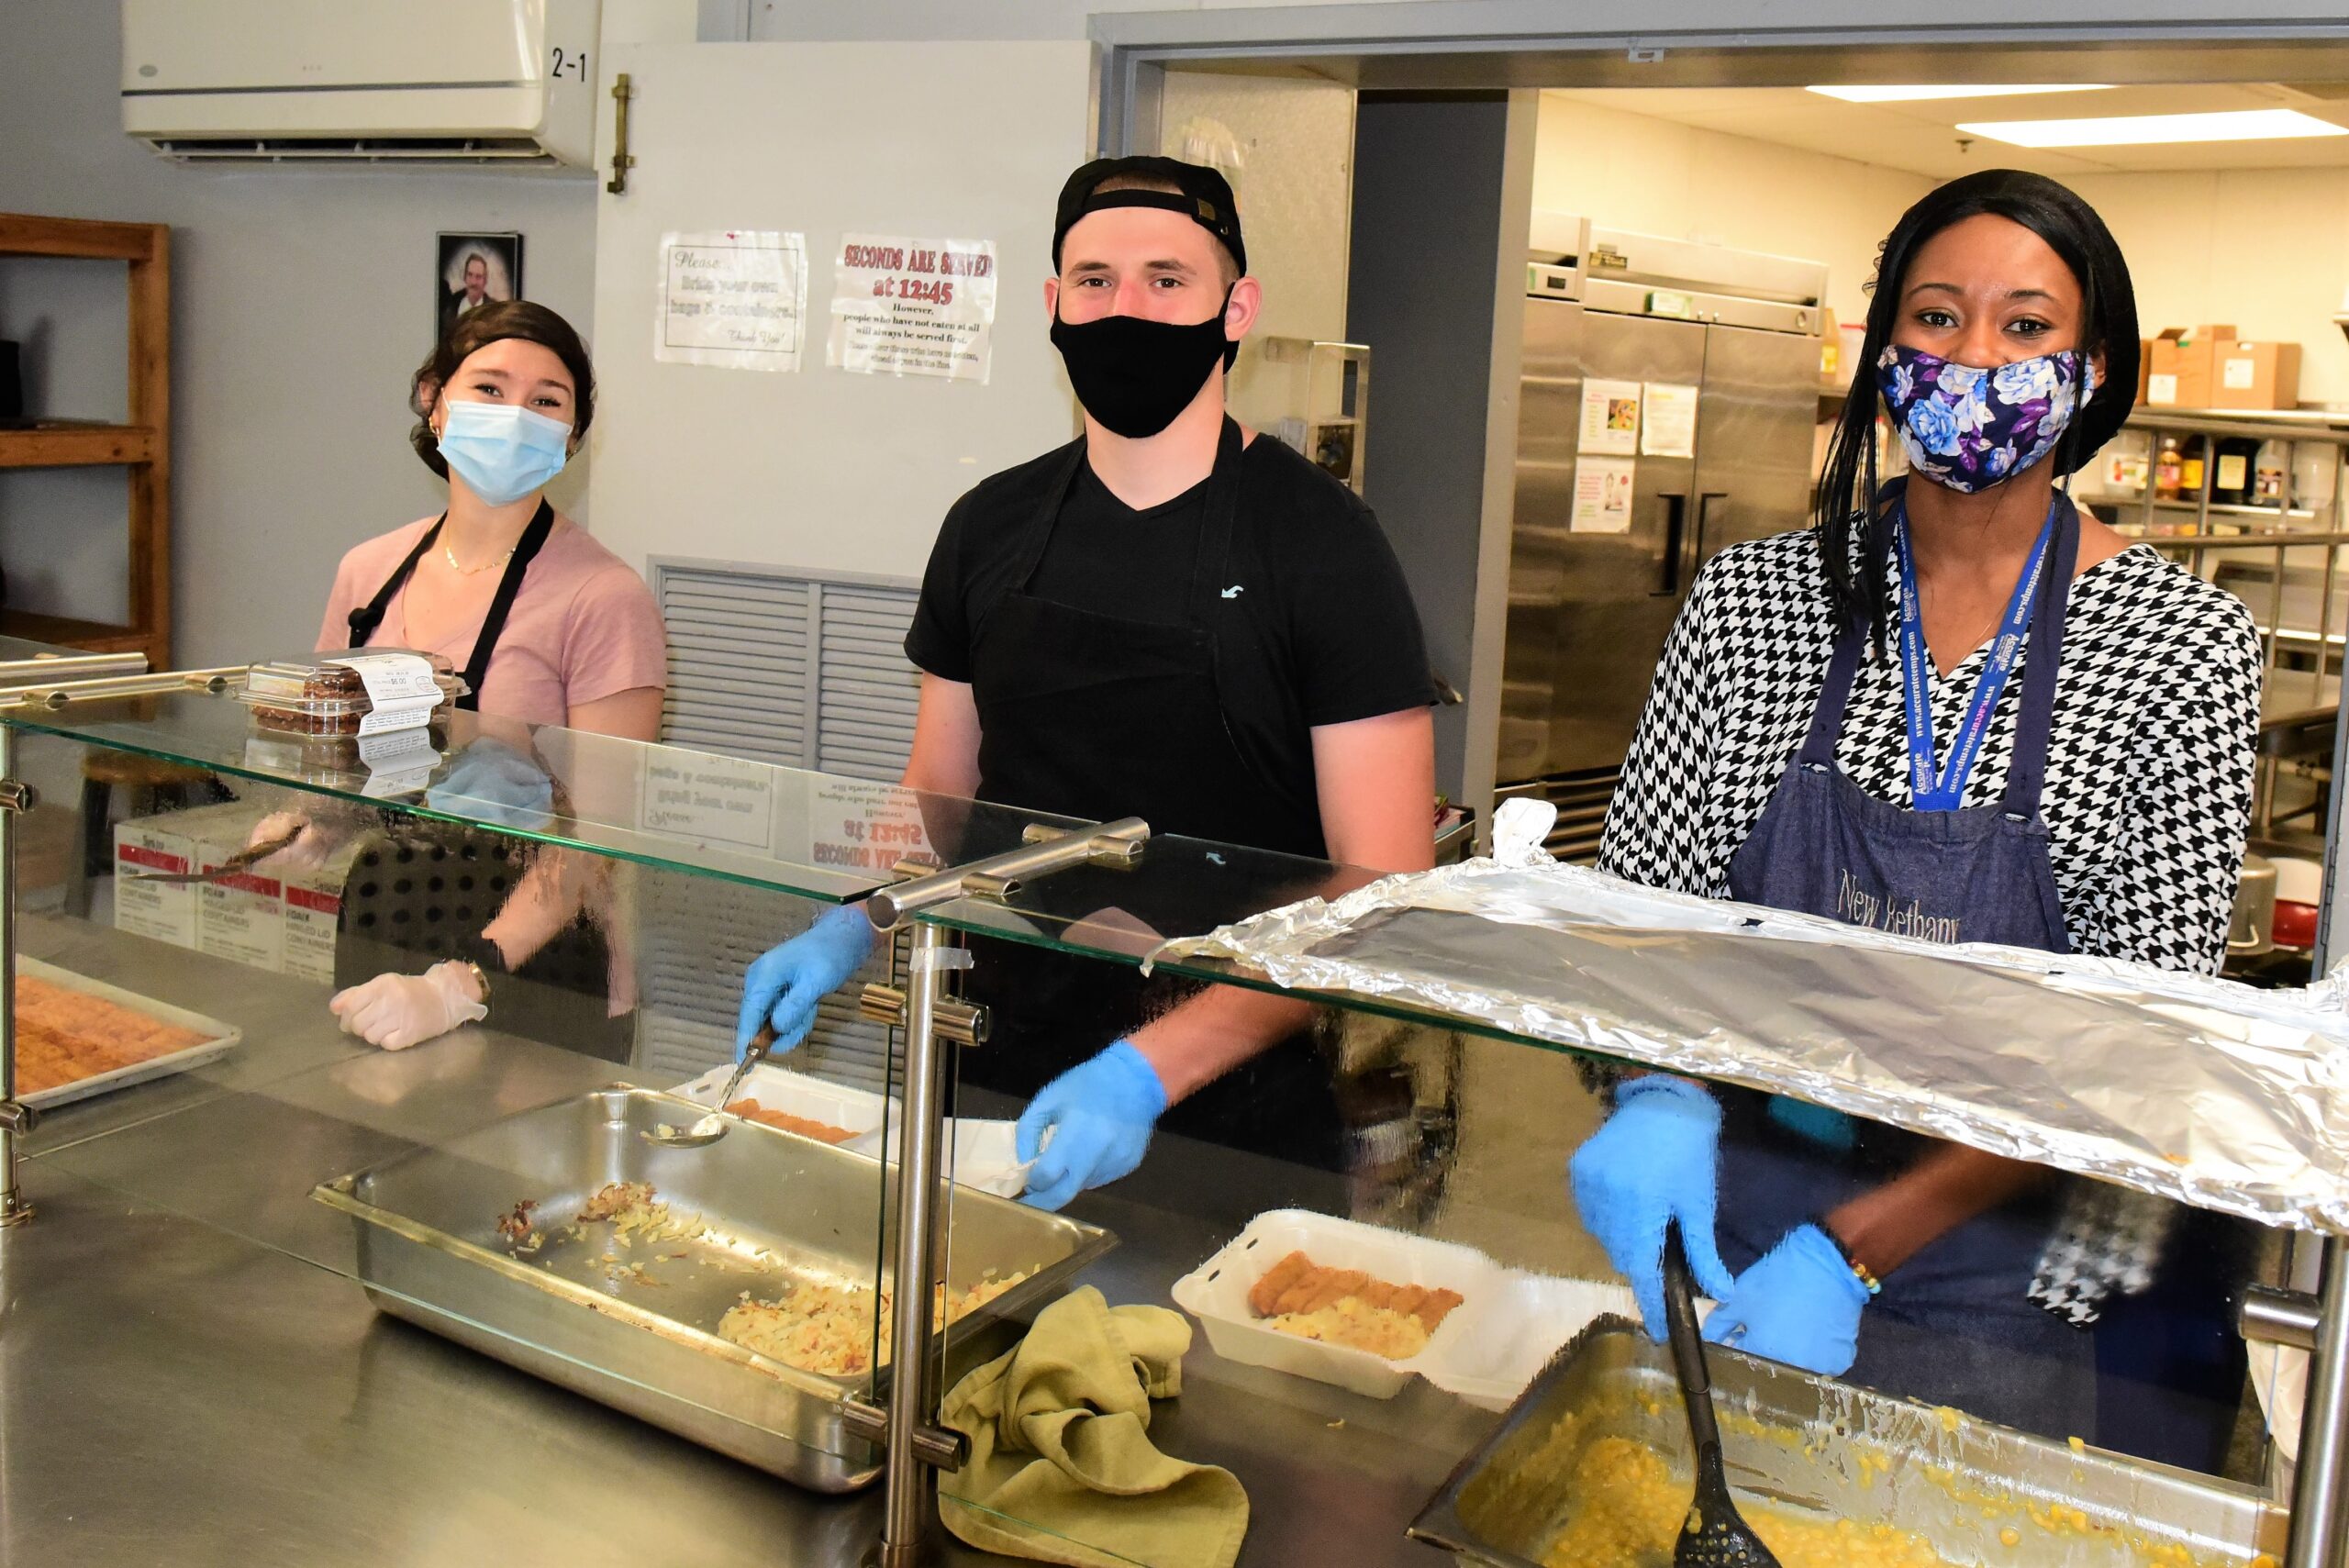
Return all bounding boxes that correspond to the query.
[436,232,523,339]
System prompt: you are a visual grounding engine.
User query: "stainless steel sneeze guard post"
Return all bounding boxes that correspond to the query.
[873,817,1152,1566]
[0,723,29,1229]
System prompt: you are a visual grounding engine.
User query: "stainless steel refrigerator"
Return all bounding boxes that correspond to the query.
[1497,217,1827,859]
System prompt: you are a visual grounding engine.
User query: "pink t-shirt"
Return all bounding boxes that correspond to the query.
[318,513,667,728]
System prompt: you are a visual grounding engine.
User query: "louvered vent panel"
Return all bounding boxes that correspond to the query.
[642,562,923,1083]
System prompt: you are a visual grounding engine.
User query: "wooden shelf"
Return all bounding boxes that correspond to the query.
[0,213,171,667]
[0,424,158,470]
[0,613,159,662]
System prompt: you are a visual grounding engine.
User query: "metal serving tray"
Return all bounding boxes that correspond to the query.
[313,1086,1114,1493]
[18,955,241,1110]
[1409,1316,2287,1568]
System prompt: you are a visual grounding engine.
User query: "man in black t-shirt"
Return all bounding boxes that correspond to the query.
[739,156,1436,1209]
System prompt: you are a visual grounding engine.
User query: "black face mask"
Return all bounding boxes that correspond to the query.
[1049,291,1235,439]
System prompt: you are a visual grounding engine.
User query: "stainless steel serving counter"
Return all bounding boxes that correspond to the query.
[5,917,1487,1568]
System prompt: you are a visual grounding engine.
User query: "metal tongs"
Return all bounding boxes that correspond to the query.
[1664,1219,1782,1568]
[122,827,303,884]
[642,1022,778,1149]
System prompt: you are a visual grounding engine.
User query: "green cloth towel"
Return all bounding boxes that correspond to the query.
[940,1285,1248,1568]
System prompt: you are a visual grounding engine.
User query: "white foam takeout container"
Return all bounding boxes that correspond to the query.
[669,1064,1029,1197]
[1171,1207,1675,1408]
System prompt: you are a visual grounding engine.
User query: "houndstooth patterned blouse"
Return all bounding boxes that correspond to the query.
[1598,527,2263,975]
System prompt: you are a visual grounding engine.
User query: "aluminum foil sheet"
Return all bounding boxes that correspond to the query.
[1151,806,2349,1232]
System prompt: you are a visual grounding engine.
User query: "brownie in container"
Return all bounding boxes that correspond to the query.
[237,650,467,738]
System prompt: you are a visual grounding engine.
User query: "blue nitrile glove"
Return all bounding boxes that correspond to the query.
[1568,1075,1737,1339]
[1014,1040,1168,1213]
[734,903,876,1056]
[425,739,553,831]
[1701,1222,1870,1376]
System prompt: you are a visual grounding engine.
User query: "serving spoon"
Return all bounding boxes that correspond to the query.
[643,1022,777,1149]
[1664,1219,1782,1568]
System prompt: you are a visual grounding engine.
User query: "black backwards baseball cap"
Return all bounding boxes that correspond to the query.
[1052,156,1247,279]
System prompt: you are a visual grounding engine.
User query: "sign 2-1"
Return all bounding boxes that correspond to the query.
[549,47,591,83]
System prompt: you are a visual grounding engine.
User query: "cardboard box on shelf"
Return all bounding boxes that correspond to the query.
[282,843,362,985]
[2213,339,2302,410]
[2145,324,2236,407]
[112,800,274,964]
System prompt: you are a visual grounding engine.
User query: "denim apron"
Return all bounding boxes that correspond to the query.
[1715,493,2095,1435]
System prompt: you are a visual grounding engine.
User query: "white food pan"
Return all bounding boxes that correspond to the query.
[669,1062,889,1144]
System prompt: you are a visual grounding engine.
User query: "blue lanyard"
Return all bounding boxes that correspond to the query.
[1892,501,2057,813]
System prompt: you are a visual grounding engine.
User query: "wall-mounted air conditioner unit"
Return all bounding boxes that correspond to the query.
[122,0,599,169]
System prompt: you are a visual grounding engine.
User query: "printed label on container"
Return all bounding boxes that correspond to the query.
[354,696,443,739]
[114,826,198,948]
[326,652,445,707]
[2223,356,2257,391]
[2147,373,2180,405]
[283,880,343,984]
[827,233,997,383]
[197,859,284,973]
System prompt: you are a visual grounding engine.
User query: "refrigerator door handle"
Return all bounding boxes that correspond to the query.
[1687,491,1728,583]
[1654,492,1688,596]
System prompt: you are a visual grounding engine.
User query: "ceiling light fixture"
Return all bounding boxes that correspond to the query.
[1956,108,2349,148]
[1806,84,2112,104]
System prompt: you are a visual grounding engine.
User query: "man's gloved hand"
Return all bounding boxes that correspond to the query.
[1568,1075,1737,1338]
[426,739,555,831]
[328,962,488,1051]
[1701,1222,1870,1376]
[734,904,876,1056]
[1014,1040,1168,1212]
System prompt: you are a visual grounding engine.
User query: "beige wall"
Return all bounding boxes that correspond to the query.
[1532,93,1931,332]
[2065,168,2349,406]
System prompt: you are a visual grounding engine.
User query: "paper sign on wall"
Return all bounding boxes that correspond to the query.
[1578,378,1642,455]
[639,749,777,851]
[1641,383,1698,459]
[1571,457,1637,533]
[656,230,807,372]
[808,779,936,874]
[829,233,997,383]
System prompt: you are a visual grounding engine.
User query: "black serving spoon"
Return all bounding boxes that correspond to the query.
[1664,1219,1782,1568]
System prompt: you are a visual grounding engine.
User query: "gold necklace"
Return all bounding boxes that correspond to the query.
[443,541,516,577]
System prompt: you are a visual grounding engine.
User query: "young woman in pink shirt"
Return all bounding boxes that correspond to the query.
[263,301,666,1051]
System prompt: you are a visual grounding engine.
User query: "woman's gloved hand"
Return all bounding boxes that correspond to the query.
[1568,1075,1737,1338]
[733,904,877,1056]
[246,809,340,874]
[1014,1040,1168,1212]
[426,739,555,832]
[328,961,488,1051]
[1701,1222,1870,1375]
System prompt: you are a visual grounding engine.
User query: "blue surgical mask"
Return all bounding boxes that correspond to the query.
[437,400,571,506]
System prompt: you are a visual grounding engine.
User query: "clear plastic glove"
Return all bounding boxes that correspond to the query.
[246,809,338,874]
[328,962,488,1051]
[1014,1040,1167,1212]
[1702,1222,1870,1375]
[734,903,876,1056]
[1568,1075,1737,1338]
[426,739,554,832]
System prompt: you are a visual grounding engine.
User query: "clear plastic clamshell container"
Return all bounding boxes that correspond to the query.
[237,649,465,738]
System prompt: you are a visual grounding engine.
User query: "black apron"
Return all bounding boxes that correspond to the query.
[1714,491,2090,1436]
[956,420,1341,1166]
[334,501,629,1061]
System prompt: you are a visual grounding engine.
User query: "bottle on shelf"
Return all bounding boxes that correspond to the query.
[2154,435,2184,501]
[2212,437,2260,506]
[2099,428,2152,499]
[2254,439,2290,509]
[2178,434,2209,500]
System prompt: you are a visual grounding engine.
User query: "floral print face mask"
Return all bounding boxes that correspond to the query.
[1876,344,2095,494]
